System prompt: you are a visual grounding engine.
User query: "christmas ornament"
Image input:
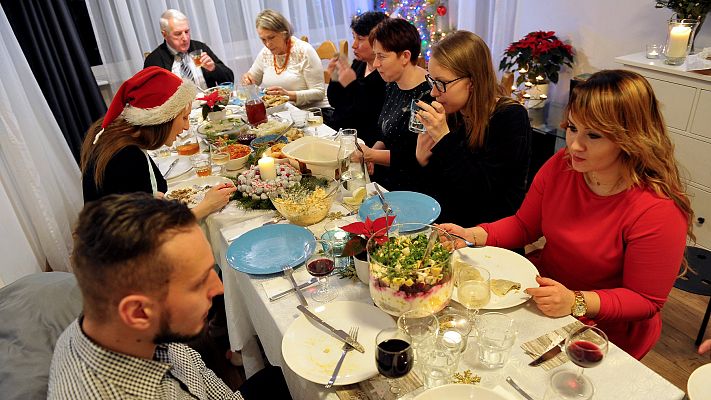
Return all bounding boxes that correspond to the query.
[436,4,447,16]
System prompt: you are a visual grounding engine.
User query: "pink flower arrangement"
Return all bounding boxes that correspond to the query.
[499,31,574,86]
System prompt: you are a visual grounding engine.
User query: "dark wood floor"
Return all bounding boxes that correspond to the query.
[641,287,711,394]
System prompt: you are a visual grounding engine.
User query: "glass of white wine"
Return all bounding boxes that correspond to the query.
[456,265,491,322]
[211,146,230,176]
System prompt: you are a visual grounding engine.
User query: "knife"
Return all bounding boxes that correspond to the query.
[297,304,365,353]
[373,183,393,216]
[283,267,308,307]
[163,159,179,178]
[528,325,594,366]
[268,278,318,301]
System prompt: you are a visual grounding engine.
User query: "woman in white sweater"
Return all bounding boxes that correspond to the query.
[242,9,326,107]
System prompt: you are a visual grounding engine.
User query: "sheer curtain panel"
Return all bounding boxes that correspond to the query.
[87,0,370,96]
[0,6,82,285]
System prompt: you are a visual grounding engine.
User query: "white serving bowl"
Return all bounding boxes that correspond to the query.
[280,136,340,178]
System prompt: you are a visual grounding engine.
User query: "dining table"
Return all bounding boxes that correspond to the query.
[212,182,685,400]
[158,102,684,399]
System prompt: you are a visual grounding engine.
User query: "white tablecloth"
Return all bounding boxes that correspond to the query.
[212,183,685,400]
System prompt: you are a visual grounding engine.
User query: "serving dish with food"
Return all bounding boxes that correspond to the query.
[367,224,455,316]
[268,174,339,226]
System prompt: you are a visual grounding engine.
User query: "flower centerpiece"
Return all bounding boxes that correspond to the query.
[197,86,230,120]
[338,215,396,284]
[499,31,574,87]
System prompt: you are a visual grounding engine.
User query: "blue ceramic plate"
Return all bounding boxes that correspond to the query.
[227,224,316,275]
[250,134,289,148]
[358,191,441,230]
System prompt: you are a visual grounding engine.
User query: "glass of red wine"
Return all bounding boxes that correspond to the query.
[375,327,414,397]
[549,325,608,399]
[306,239,338,302]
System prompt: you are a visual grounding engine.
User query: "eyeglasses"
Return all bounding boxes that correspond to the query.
[425,74,468,93]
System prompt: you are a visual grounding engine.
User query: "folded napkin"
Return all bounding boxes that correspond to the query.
[520,320,585,371]
[336,371,423,400]
[219,213,282,243]
[261,266,314,299]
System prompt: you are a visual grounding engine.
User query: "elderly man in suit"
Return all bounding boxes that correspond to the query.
[144,9,234,89]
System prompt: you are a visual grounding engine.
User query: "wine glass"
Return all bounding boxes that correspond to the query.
[375,327,414,396]
[550,326,608,399]
[211,145,230,176]
[337,129,366,205]
[306,239,338,302]
[456,265,491,321]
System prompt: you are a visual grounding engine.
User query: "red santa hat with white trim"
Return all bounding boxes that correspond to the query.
[94,66,196,144]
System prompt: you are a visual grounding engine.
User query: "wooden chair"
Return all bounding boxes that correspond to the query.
[300,35,309,43]
[316,41,338,82]
[674,246,711,345]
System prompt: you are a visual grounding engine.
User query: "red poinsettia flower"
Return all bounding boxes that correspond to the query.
[196,90,225,108]
[339,215,395,256]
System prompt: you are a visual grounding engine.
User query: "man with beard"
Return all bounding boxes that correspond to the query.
[47,193,289,399]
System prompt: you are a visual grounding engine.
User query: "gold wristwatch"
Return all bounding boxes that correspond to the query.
[571,290,587,317]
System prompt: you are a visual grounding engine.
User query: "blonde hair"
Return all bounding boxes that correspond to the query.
[255,9,293,37]
[565,69,694,254]
[431,30,510,150]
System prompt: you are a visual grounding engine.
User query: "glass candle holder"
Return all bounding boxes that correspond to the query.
[645,43,662,59]
[664,19,699,65]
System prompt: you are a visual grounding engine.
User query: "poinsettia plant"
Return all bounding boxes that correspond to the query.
[339,215,395,257]
[499,31,574,86]
[197,88,228,120]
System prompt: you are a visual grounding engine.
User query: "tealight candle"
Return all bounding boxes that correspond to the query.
[442,330,463,349]
[258,155,277,180]
[524,81,533,88]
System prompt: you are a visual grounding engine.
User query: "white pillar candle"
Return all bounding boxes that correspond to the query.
[667,25,692,58]
[258,155,277,180]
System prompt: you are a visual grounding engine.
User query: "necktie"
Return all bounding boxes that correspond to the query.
[180,53,195,83]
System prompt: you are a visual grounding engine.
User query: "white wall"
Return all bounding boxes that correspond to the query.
[512,0,711,109]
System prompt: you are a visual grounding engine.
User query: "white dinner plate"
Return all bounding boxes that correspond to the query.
[282,301,396,386]
[688,363,711,400]
[413,384,508,400]
[155,155,192,180]
[452,246,539,310]
[165,176,232,208]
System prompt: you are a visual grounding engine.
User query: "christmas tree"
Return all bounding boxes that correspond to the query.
[375,0,453,61]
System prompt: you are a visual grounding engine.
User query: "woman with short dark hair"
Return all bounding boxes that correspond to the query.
[357,18,430,191]
[324,11,388,146]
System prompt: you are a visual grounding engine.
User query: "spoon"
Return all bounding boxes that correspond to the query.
[419,229,440,268]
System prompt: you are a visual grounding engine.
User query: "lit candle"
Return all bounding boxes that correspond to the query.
[535,75,544,81]
[518,67,528,73]
[511,85,517,91]
[258,155,277,180]
[667,25,692,58]
[648,50,659,57]
[522,93,531,99]
[524,81,533,88]
[540,94,548,99]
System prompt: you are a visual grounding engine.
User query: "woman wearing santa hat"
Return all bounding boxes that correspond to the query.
[80,66,236,219]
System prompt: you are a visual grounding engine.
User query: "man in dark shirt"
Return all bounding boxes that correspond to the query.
[144,9,234,89]
[47,193,290,399]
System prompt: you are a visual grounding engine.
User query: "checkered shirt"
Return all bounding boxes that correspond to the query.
[47,318,244,399]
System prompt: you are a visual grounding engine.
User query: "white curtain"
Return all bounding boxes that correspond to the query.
[86,0,370,95]
[0,7,83,286]
[454,0,518,76]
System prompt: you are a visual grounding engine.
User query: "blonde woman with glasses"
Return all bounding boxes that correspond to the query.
[440,69,693,359]
[414,30,531,227]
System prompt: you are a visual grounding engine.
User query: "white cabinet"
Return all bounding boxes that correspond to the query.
[616,52,711,249]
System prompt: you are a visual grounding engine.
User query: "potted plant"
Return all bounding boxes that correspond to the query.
[197,87,230,121]
[499,30,574,89]
[338,215,395,284]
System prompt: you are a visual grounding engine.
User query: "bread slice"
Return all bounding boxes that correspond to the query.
[490,279,521,296]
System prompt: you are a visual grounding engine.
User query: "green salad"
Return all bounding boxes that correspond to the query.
[370,233,451,292]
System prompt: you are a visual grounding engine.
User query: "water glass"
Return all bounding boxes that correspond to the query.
[155,145,172,158]
[409,98,426,133]
[421,336,461,389]
[306,108,323,127]
[457,265,491,321]
[211,146,230,176]
[235,84,248,103]
[397,311,439,374]
[476,312,517,369]
[289,108,308,128]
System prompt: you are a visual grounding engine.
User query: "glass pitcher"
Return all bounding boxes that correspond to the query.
[337,129,367,204]
[244,84,267,126]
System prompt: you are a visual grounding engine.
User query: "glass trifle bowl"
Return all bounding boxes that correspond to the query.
[367,223,455,317]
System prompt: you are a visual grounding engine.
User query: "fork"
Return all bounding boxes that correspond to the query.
[325,326,358,388]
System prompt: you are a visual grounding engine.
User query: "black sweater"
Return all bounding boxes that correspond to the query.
[82,146,167,203]
[424,101,531,227]
[144,40,234,88]
[325,60,386,147]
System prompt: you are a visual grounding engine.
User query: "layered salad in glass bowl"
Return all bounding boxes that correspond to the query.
[367,223,455,316]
